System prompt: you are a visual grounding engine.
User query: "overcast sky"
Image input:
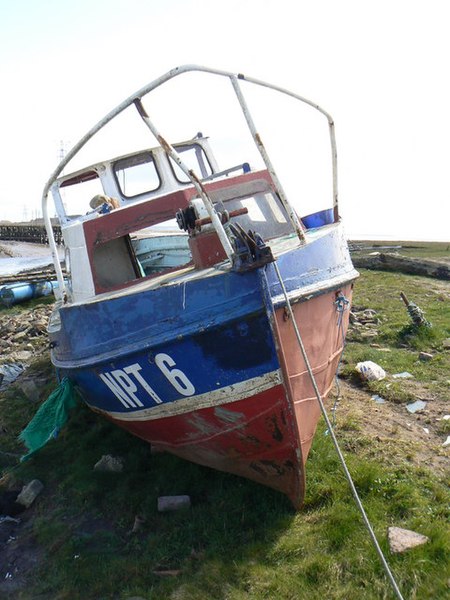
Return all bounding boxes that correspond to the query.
[0,0,448,241]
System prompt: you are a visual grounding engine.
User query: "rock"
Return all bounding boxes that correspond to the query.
[406,400,427,414]
[18,379,41,402]
[419,352,433,361]
[387,526,429,553]
[93,455,124,472]
[157,495,191,512]
[13,331,27,342]
[442,338,450,349]
[16,479,44,508]
[130,514,146,533]
[13,350,33,362]
[360,330,379,339]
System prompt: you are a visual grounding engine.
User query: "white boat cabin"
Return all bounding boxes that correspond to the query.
[51,135,293,303]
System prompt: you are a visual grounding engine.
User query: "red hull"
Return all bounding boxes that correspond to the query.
[106,285,352,508]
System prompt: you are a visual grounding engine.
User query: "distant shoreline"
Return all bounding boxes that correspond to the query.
[0,241,63,277]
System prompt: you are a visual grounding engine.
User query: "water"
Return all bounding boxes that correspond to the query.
[0,242,63,277]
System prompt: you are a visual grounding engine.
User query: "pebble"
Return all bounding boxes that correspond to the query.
[93,455,124,473]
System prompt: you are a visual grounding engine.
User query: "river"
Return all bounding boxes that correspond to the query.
[0,241,63,277]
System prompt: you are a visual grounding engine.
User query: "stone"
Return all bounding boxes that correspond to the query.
[16,479,44,508]
[18,379,41,402]
[442,338,450,349]
[406,400,427,414]
[157,495,191,512]
[93,454,124,472]
[360,330,379,338]
[13,331,27,341]
[387,526,429,553]
[130,514,146,533]
[419,352,433,361]
[13,350,33,362]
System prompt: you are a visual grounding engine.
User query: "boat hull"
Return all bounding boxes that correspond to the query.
[50,225,357,507]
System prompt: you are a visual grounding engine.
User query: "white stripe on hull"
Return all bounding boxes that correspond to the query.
[86,369,284,422]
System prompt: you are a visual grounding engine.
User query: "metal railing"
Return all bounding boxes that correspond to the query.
[42,65,339,300]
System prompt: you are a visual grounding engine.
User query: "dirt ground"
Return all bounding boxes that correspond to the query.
[333,380,449,475]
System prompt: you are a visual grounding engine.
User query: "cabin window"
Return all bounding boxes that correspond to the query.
[169,144,213,183]
[113,152,160,198]
[59,171,105,217]
[130,221,191,277]
[92,222,191,292]
[218,191,293,241]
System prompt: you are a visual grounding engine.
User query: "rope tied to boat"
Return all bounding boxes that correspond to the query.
[329,292,350,427]
[269,262,405,600]
[334,292,350,326]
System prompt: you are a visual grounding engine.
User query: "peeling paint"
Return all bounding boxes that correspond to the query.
[214,406,244,424]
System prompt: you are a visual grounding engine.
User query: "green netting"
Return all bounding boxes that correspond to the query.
[19,377,78,461]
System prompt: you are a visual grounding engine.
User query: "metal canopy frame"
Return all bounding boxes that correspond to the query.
[42,65,339,300]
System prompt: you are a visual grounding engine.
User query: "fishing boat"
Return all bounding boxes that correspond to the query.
[43,65,358,508]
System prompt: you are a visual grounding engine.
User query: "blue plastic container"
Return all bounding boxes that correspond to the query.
[302,208,334,230]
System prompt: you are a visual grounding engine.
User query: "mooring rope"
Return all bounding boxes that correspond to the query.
[271,262,405,600]
[329,293,350,427]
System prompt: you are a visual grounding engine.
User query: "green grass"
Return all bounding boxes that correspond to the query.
[351,240,450,261]
[342,268,450,404]
[7,413,447,600]
[1,256,449,599]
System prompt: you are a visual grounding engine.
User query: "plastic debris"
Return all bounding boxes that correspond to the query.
[406,400,427,414]
[371,394,385,404]
[423,428,429,434]
[0,363,25,391]
[441,415,450,421]
[443,436,450,448]
[392,372,413,379]
[355,361,386,382]
[19,378,78,461]
[0,516,20,525]
[157,495,191,512]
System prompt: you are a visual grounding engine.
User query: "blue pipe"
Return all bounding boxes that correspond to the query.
[0,280,60,307]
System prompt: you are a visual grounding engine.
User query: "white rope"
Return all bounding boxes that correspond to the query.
[270,262,405,600]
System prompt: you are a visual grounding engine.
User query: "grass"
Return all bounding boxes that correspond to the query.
[341,268,450,404]
[350,240,450,262]
[1,253,449,599]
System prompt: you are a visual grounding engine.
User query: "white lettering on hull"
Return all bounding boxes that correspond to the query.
[98,353,195,409]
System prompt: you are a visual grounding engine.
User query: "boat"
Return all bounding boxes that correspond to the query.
[42,65,358,508]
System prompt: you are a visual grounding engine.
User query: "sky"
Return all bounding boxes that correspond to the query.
[0,0,449,241]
